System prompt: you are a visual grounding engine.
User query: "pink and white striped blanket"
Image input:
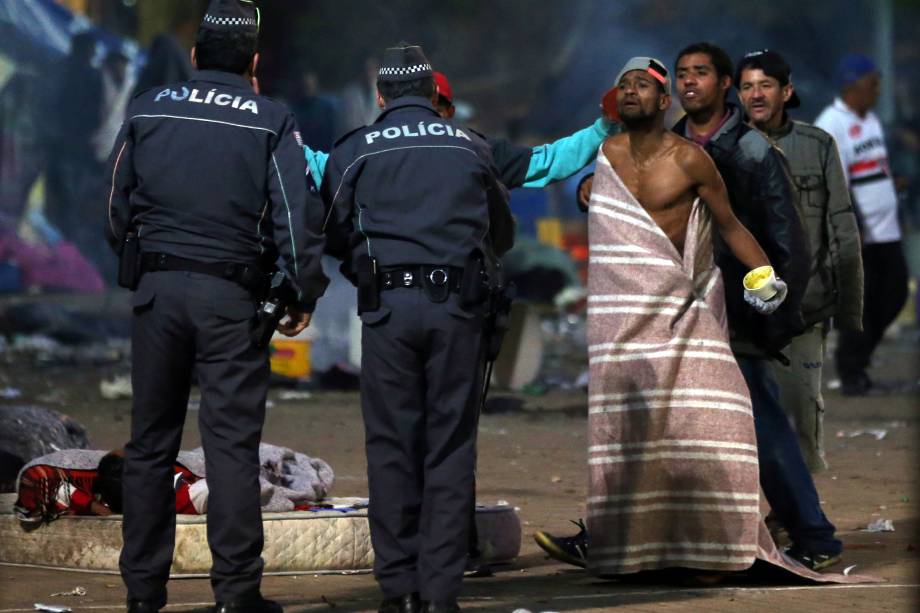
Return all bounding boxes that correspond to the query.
[585,149,871,583]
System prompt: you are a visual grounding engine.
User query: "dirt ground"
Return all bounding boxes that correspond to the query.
[0,327,918,612]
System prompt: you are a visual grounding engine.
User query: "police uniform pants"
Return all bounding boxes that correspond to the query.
[120,271,269,607]
[360,288,483,601]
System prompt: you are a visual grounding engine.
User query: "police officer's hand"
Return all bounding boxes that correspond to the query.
[276,307,312,336]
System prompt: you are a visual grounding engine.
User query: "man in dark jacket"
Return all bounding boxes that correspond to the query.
[321,44,512,613]
[105,2,327,611]
[737,50,864,472]
[672,42,840,570]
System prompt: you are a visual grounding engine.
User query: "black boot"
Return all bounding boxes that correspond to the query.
[379,593,421,613]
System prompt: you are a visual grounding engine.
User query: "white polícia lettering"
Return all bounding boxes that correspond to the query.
[204,89,216,104]
[189,88,205,103]
[366,131,381,144]
[428,123,445,136]
[170,86,190,101]
[239,100,259,114]
[382,127,401,139]
[454,128,471,140]
[214,93,232,106]
[418,122,427,136]
[154,88,171,102]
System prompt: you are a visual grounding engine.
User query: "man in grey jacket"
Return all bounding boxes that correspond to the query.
[737,50,864,472]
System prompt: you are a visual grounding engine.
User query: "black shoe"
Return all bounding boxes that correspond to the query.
[378,593,420,613]
[785,546,843,571]
[422,601,460,613]
[127,600,162,613]
[463,554,493,577]
[213,596,283,613]
[841,371,891,396]
[533,519,589,568]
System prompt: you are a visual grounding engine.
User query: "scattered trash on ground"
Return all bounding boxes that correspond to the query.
[34,605,71,613]
[864,518,895,532]
[0,387,21,398]
[99,376,131,399]
[48,587,85,597]
[836,429,888,440]
[1,335,130,367]
[278,390,313,401]
[843,564,857,576]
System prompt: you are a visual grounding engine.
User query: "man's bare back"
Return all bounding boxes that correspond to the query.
[602,131,705,253]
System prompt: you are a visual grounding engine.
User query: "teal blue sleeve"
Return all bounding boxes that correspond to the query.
[304,145,329,188]
[521,118,616,188]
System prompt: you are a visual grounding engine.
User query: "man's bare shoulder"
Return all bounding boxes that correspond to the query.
[672,135,715,178]
[602,132,629,151]
[601,133,629,165]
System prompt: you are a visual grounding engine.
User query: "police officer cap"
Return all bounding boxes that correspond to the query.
[199,0,260,34]
[378,43,433,83]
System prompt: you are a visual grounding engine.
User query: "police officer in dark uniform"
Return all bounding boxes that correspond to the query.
[104,2,327,612]
[321,44,513,613]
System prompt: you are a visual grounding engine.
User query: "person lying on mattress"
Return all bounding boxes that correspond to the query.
[14,450,207,522]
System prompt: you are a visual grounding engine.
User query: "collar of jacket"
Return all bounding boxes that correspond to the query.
[761,112,794,140]
[191,70,254,90]
[375,96,440,123]
[673,103,745,150]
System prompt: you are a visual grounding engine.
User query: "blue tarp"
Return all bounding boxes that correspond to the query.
[0,0,137,69]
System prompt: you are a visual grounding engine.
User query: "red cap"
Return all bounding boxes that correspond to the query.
[434,71,453,104]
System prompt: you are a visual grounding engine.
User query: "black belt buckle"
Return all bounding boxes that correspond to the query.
[423,266,450,303]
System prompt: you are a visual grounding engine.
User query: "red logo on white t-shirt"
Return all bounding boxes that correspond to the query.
[849,124,862,138]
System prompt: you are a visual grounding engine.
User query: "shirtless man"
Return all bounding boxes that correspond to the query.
[602,57,780,301]
[534,57,787,572]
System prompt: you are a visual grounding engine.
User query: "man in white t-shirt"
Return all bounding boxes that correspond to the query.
[814,53,908,396]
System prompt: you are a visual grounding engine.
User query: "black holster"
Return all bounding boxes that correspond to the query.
[484,283,515,361]
[251,270,296,348]
[117,230,140,290]
[356,255,379,314]
[460,250,488,308]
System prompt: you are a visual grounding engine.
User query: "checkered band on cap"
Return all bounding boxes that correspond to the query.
[203,13,258,27]
[379,63,433,77]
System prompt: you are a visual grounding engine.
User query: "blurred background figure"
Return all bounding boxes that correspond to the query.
[290,70,339,152]
[131,33,192,96]
[815,54,910,396]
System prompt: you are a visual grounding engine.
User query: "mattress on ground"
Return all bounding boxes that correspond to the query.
[0,494,521,575]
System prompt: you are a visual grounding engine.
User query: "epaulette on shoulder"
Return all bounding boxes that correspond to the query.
[333,125,367,148]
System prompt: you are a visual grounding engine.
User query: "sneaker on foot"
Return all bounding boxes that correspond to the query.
[533,519,588,568]
[785,546,842,571]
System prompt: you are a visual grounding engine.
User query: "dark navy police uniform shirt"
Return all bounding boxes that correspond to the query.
[320,96,513,274]
[104,69,328,310]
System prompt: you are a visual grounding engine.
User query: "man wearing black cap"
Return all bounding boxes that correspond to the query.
[737,50,863,473]
[105,1,327,611]
[322,43,512,613]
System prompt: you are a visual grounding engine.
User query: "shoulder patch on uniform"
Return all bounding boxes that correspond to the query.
[333,125,367,147]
